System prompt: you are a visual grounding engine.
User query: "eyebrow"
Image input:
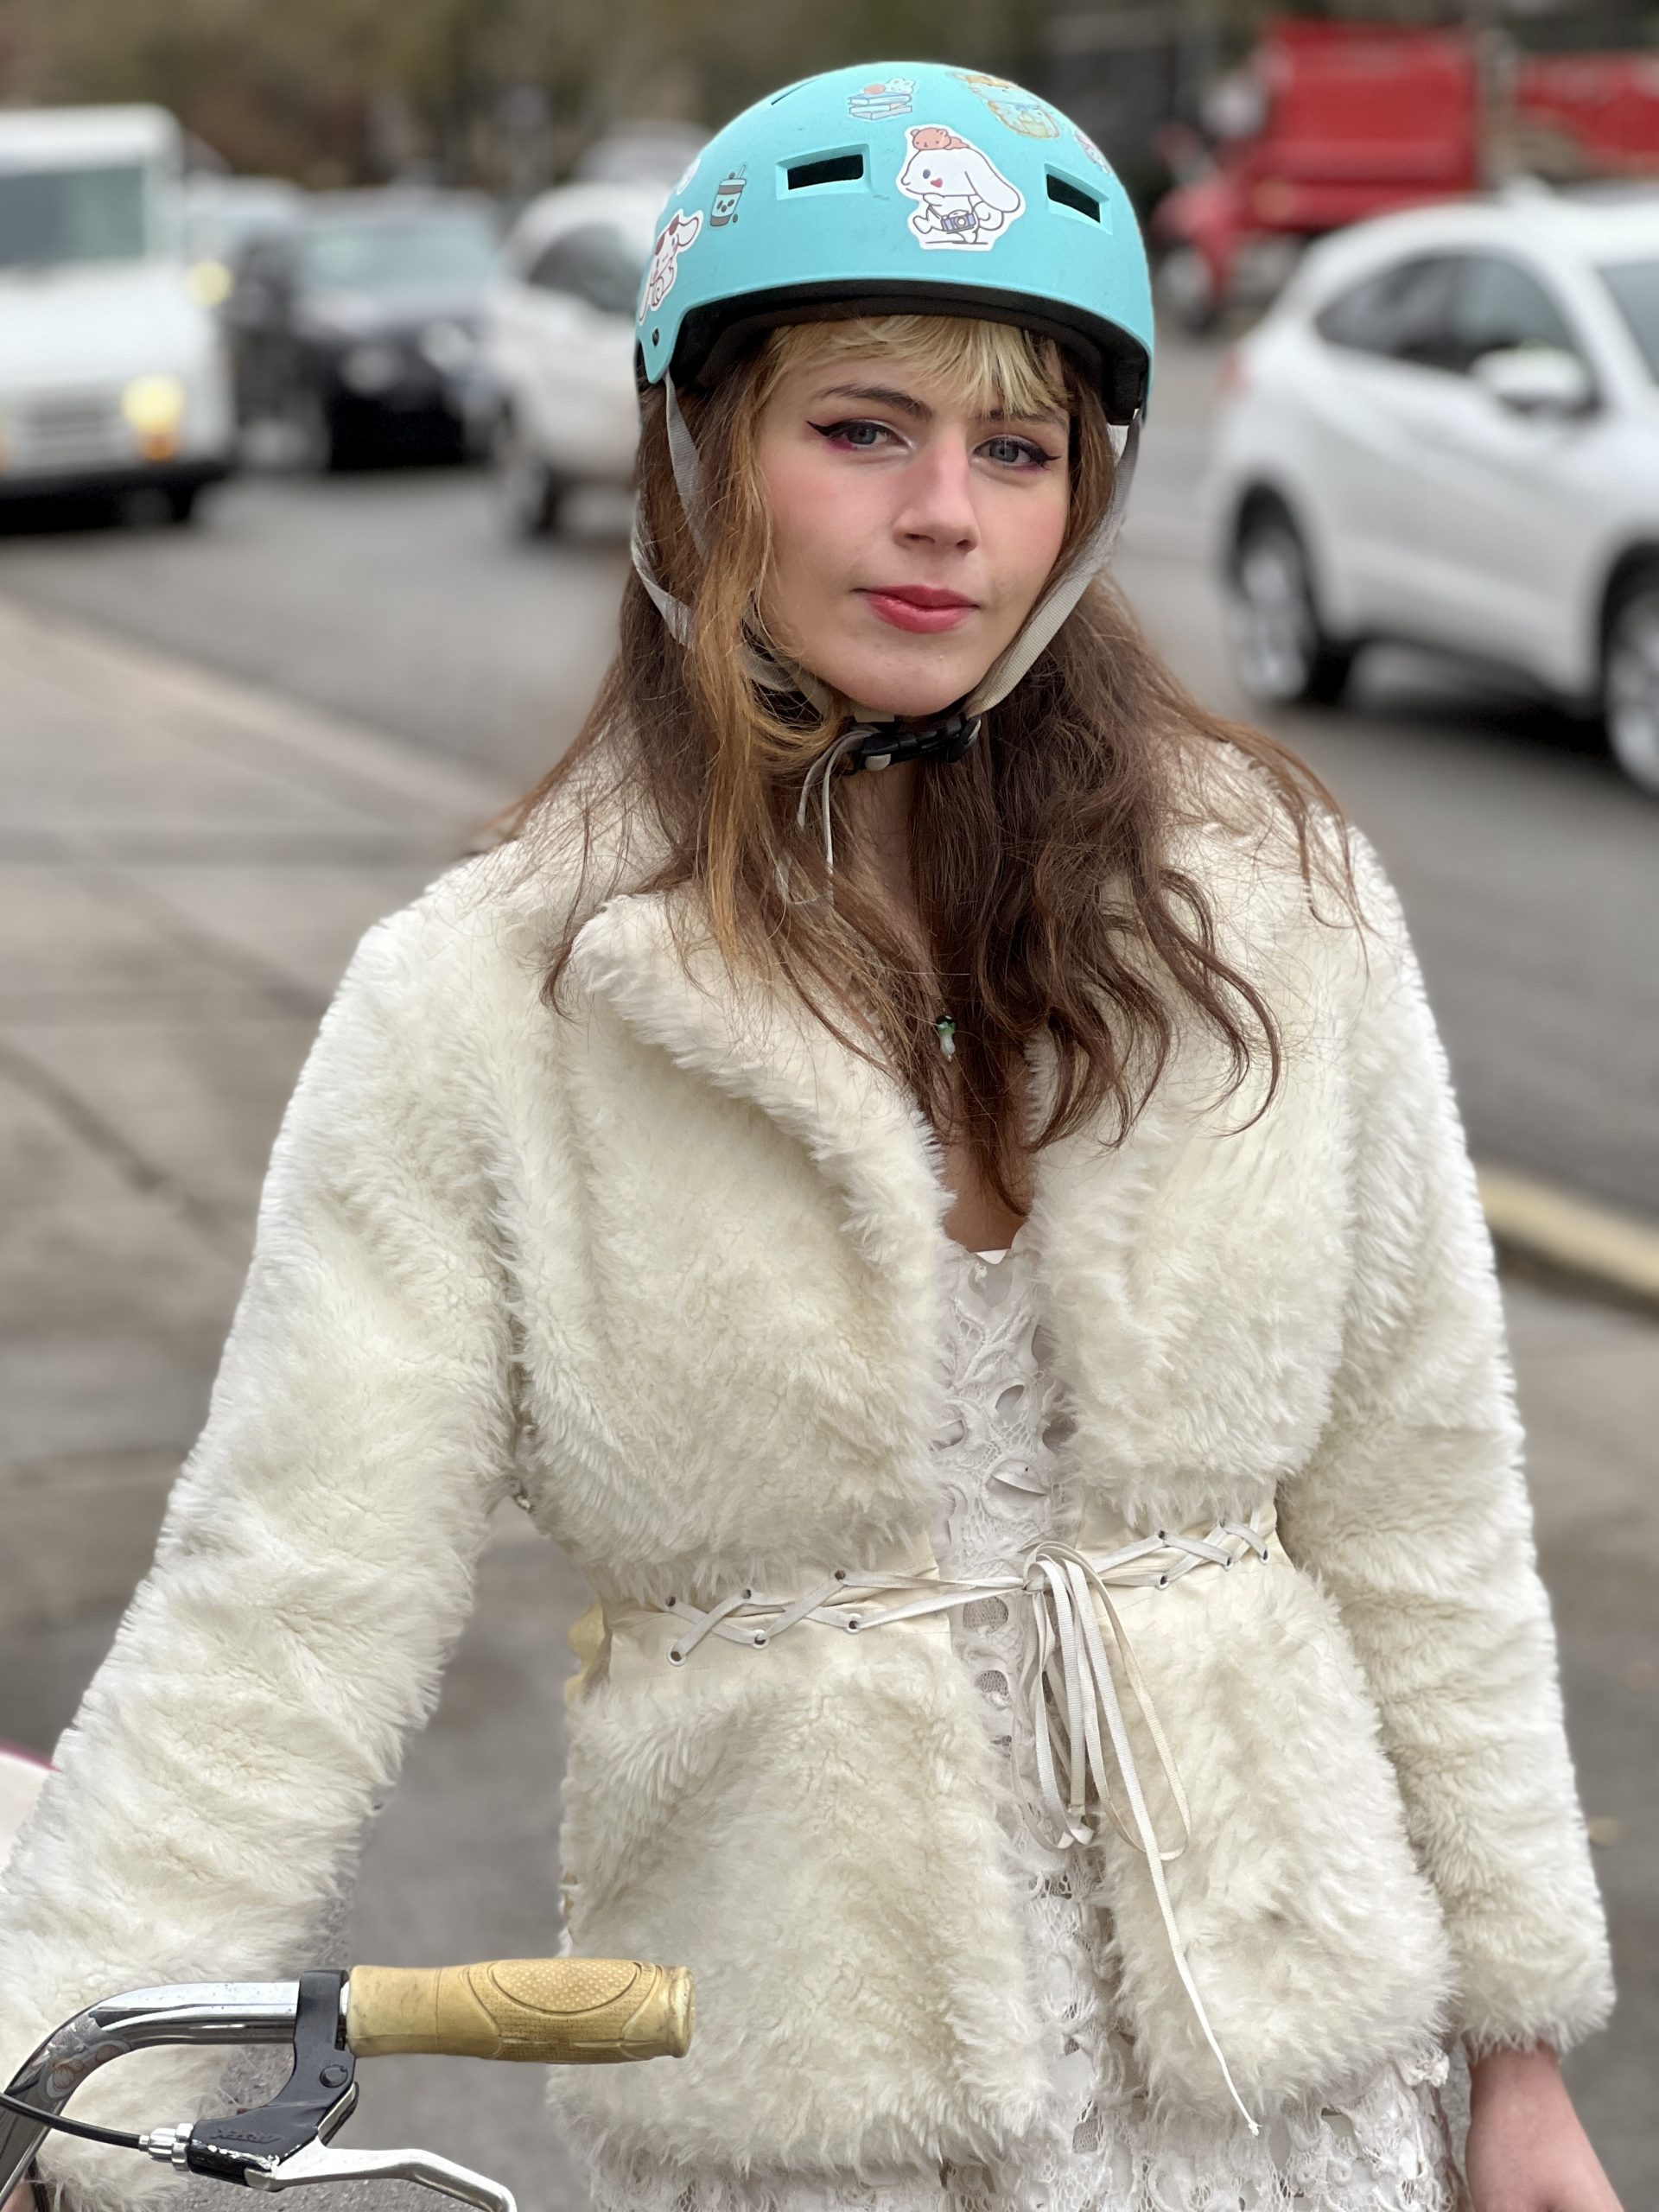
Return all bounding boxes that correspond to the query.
[810,380,1069,431]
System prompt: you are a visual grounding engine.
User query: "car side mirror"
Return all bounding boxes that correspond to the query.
[1471,345,1596,418]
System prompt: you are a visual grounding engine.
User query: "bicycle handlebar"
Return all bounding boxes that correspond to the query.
[346,1957,693,2063]
[0,1955,694,2212]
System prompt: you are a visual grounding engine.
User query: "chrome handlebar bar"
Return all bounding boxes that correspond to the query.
[2,1980,314,2203]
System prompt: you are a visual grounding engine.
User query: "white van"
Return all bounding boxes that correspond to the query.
[0,105,236,520]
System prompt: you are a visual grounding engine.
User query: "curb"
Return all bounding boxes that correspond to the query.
[1478,1164,1659,1315]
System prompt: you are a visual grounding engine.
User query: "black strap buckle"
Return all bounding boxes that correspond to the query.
[843,710,982,772]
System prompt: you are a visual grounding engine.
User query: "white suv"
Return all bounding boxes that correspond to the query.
[484,182,661,535]
[1211,189,1659,792]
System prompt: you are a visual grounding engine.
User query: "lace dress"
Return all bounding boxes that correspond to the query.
[585,1232,1461,2212]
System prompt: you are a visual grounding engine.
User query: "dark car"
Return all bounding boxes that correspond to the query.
[224,190,502,468]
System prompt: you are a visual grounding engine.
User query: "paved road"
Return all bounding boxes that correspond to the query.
[0,338,1654,1224]
[0,465,626,779]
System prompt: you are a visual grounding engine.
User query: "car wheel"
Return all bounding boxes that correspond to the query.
[1229,507,1355,708]
[1602,566,1659,796]
[493,411,564,537]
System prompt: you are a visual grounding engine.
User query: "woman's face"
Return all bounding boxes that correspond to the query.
[753,347,1071,717]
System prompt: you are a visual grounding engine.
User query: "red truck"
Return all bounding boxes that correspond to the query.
[1152,18,1659,325]
[1514,51,1659,177]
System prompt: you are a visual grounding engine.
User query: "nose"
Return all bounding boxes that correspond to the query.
[893,435,980,553]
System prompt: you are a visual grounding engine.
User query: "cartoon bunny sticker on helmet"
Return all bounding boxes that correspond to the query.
[897,126,1024,250]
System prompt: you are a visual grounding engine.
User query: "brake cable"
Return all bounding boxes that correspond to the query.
[0,2092,143,2151]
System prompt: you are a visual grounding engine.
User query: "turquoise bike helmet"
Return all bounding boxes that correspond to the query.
[636,60,1152,422]
[628,61,1156,818]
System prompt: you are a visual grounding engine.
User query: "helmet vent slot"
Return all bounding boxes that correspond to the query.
[1046,174,1101,221]
[787,153,866,191]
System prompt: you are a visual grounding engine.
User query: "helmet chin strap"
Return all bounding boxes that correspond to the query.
[630,372,1142,876]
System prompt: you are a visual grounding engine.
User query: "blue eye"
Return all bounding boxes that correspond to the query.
[983,435,1058,470]
[808,418,892,449]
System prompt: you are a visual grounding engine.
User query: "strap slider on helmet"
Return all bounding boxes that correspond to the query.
[845,711,982,772]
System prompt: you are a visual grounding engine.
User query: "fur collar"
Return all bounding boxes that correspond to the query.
[568,883,957,1289]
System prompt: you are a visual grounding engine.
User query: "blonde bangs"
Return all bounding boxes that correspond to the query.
[758,312,1071,424]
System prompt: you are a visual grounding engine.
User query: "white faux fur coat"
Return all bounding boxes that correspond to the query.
[0,789,1612,2208]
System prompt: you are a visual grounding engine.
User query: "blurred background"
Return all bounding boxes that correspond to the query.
[0,0,1655,2206]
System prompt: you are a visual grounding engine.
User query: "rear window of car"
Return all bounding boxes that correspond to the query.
[1599,257,1659,381]
[523,222,644,317]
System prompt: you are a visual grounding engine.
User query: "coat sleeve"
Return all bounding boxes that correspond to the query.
[0,902,520,2210]
[1276,843,1614,2060]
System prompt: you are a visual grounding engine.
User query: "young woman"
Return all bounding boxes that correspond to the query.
[0,60,1621,2212]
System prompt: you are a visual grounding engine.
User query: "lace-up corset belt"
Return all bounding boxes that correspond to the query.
[592,1507,1281,2136]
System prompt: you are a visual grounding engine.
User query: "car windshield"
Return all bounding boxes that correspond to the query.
[0,162,149,270]
[297,213,498,295]
[1599,256,1659,379]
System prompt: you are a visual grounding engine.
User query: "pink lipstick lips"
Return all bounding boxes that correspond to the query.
[861,585,978,634]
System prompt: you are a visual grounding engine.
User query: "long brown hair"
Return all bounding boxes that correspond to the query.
[493,313,1349,1214]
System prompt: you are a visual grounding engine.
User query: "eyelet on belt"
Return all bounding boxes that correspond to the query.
[668,1647,684,1665]
[1157,1573,1169,1587]
[742,1587,753,1601]
[664,1596,677,1609]
[845,1616,861,1632]
[1156,1529,1168,1543]
[752,1631,768,1647]
[833,1568,848,1582]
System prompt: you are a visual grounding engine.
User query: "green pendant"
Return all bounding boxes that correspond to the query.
[934,1014,957,1059]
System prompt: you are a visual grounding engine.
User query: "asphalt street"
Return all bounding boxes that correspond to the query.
[0,337,1653,1223]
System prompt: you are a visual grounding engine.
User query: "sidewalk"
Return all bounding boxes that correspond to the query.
[1,593,1653,2203]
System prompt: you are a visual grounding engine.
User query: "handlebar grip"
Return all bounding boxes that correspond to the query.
[346,1958,693,2065]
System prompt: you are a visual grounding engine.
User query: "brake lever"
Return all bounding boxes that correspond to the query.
[152,1973,358,2184]
[146,1974,518,2212]
[248,2134,518,2212]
